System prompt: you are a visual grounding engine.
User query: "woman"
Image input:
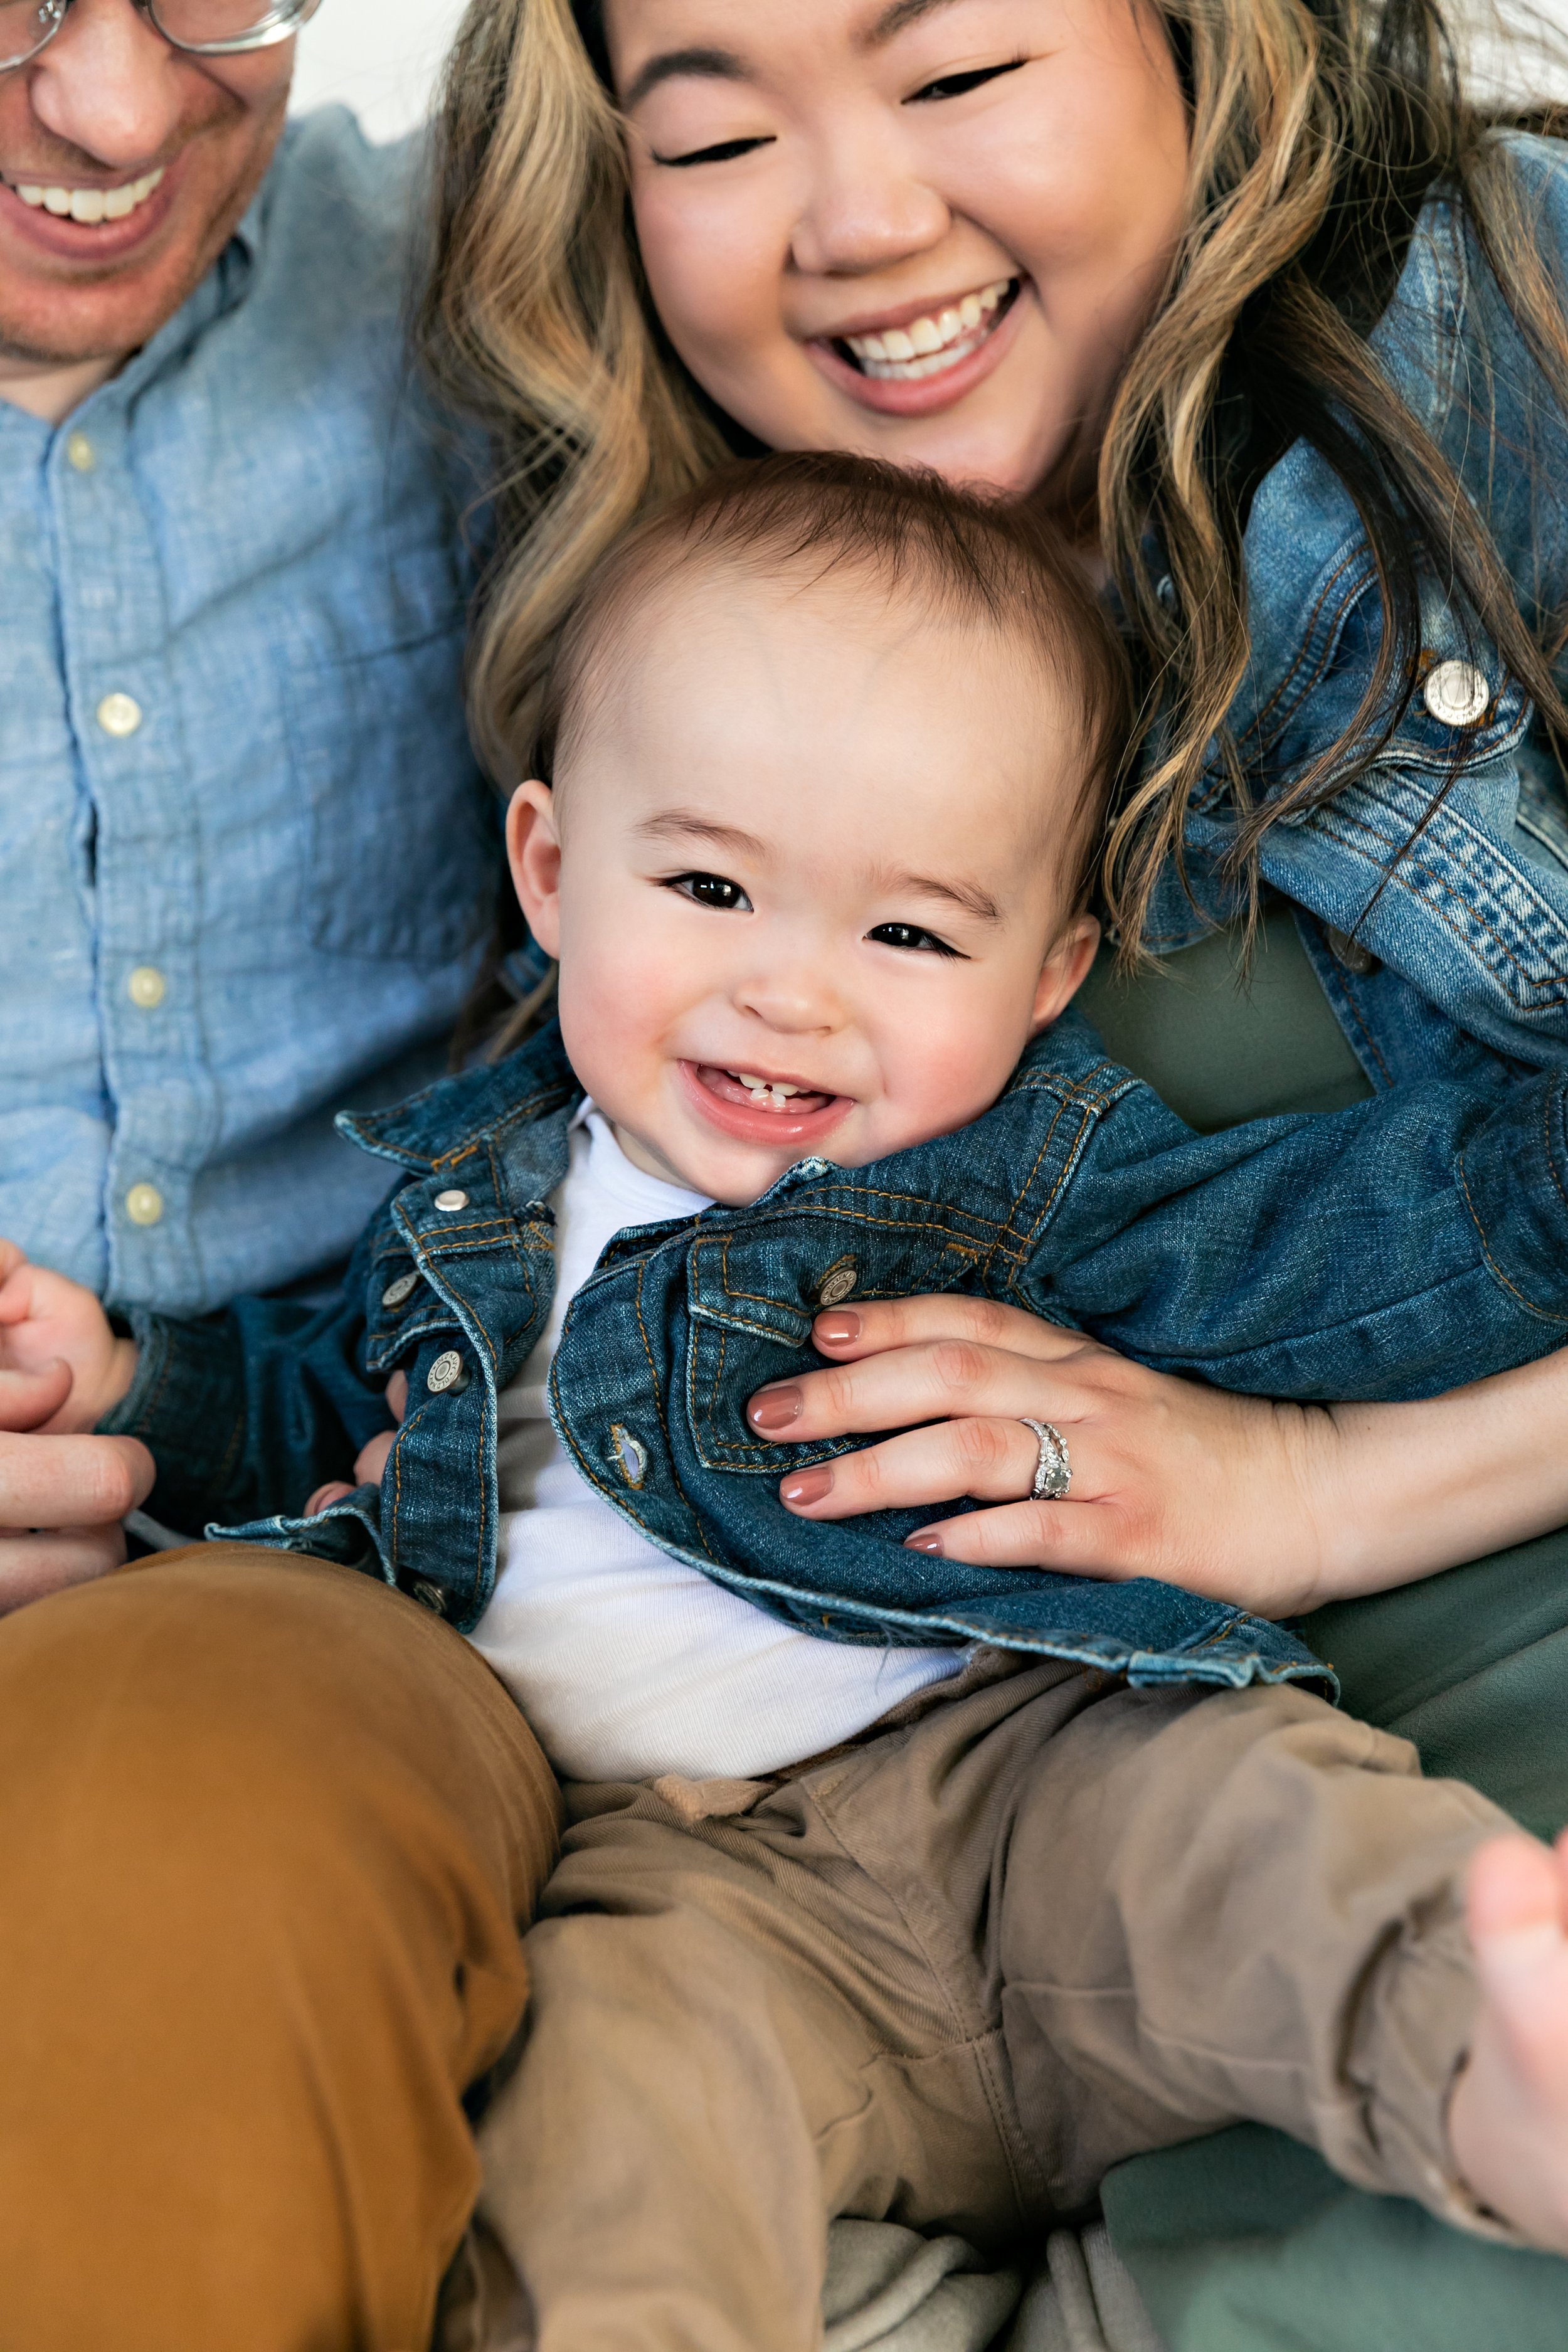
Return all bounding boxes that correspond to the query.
[421,2,1568,2339]
[425,0,1568,1624]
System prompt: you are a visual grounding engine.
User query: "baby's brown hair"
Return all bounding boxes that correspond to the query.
[535,452,1131,910]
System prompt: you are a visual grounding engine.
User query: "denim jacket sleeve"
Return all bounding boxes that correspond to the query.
[99,1213,396,1534]
[1032,1043,1568,1400]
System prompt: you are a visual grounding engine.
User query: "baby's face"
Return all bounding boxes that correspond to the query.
[509,565,1099,1205]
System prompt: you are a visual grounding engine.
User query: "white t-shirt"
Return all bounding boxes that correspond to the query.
[469,1110,963,1781]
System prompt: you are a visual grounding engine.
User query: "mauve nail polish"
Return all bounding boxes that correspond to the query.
[904,1534,944,1555]
[815,1310,861,1344]
[781,1466,833,1506]
[749,1385,802,1431]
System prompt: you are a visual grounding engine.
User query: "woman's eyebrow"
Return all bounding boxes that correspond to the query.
[860,0,971,50]
[622,46,750,111]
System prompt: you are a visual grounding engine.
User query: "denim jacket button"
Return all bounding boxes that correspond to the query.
[433,1187,470,1213]
[381,1271,420,1308]
[426,1350,469,1394]
[1422,658,1490,729]
[1325,924,1380,978]
[409,1579,448,1616]
[815,1258,859,1308]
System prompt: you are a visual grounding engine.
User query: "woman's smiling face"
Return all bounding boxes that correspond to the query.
[604,0,1190,502]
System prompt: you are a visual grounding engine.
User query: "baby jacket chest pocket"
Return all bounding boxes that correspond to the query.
[683,1217,986,1476]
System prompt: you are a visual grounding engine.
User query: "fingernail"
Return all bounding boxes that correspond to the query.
[748,1385,802,1432]
[904,1532,944,1555]
[815,1310,861,1345]
[781,1465,833,1507]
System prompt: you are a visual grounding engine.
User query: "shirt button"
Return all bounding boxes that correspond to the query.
[1422,659,1490,729]
[127,965,167,1010]
[125,1182,164,1227]
[66,431,96,473]
[97,691,143,738]
[426,1350,468,1394]
[433,1188,470,1213]
[381,1271,420,1309]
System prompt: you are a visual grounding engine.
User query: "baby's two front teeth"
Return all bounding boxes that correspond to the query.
[734,1073,802,1108]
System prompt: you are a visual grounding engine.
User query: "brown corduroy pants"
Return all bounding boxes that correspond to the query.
[0,1545,560,2352]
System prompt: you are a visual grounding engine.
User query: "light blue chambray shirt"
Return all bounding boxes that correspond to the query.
[0,108,499,1317]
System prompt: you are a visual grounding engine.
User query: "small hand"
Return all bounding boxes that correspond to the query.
[305,1370,408,1516]
[747,1295,1340,1618]
[0,1242,152,1616]
[0,1239,139,1433]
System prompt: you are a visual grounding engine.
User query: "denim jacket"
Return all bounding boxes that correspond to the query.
[106,1010,1568,1697]
[1146,135,1568,1105]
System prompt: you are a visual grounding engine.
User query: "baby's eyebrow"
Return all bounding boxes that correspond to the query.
[635,810,771,861]
[878,867,1003,923]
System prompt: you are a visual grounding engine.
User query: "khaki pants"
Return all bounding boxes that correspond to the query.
[475,1656,1510,2352]
[0,1545,559,2352]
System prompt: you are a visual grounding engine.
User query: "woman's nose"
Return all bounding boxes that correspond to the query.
[788,108,951,278]
[29,0,189,171]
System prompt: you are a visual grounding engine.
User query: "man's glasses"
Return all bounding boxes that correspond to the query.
[0,0,321,72]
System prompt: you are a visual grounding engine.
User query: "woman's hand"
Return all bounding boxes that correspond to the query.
[746,1300,1568,1617]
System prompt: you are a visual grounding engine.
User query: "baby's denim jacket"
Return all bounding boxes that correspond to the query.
[107,1007,1568,1700]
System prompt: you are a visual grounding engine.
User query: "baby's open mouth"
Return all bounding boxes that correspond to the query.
[696,1065,839,1117]
[832,277,1019,383]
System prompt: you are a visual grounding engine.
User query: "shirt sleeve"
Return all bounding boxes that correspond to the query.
[1025,1063,1568,1400]
[98,1235,393,1534]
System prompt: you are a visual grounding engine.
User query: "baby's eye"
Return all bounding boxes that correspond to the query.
[867,921,962,958]
[906,58,1026,104]
[667,871,754,912]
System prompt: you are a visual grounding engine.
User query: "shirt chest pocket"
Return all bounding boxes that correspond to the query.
[682,1221,984,1476]
[282,546,498,963]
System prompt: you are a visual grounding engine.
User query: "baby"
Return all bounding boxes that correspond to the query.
[4,453,1567,2274]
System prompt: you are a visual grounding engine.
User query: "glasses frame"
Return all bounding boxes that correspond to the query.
[0,0,320,71]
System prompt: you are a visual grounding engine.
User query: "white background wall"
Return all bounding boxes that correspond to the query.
[289,0,1568,144]
[289,0,470,144]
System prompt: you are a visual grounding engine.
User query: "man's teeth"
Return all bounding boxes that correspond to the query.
[843,278,1012,381]
[13,168,164,224]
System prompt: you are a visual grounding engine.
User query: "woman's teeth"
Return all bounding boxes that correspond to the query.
[13,168,165,225]
[841,278,1014,381]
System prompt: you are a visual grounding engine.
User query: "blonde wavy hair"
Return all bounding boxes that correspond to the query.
[421,0,1568,960]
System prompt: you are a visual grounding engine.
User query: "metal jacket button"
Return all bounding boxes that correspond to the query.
[1422,659,1490,729]
[381,1271,420,1309]
[426,1350,468,1395]
[1325,924,1380,978]
[433,1188,469,1213]
[815,1257,859,1308]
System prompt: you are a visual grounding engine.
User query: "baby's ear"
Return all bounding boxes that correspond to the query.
[506,780,563,956]
[1029,913,1101,1034]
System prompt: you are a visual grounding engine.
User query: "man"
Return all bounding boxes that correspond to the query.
[0,0,499,1604]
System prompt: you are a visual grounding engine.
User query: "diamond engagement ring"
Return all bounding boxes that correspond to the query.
[1019,1417,1071,1502]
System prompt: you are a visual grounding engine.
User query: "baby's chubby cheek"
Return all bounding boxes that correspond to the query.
[551,940,676,1124]
[850,1024,1024,1162]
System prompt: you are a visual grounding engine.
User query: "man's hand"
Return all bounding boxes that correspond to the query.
[0,1240,139,1433]
[0,1242,153,1616]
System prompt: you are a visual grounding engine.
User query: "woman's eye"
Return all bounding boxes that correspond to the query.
[906,58,1025,104]
[653,135,776,168]
[667,871,754,912]
[868,921,961,958]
